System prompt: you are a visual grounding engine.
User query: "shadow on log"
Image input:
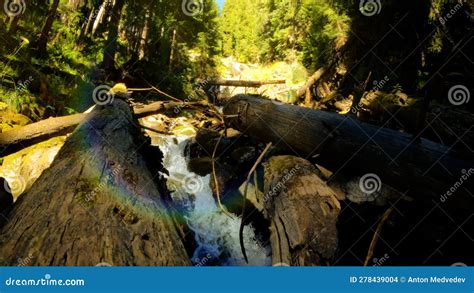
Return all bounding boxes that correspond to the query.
[224,95,474,208]
[0,100,190,266]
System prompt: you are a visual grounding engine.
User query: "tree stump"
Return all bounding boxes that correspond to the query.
[254,156,341,266]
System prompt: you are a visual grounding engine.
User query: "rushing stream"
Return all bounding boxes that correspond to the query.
[148,130,271,266]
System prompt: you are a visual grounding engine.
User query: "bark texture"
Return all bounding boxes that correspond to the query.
[224,95,473,207]
[0,99,190,266]
[254,156,340,266]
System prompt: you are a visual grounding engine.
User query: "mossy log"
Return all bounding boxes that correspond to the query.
[0,99,190,266]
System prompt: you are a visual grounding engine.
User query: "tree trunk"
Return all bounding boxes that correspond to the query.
[79,7,95,40]
[36,0,60,57]
[102,0,124,71]
[139,12,150,60]
[224,95,474,207]
[250,156,340,266]
[0,99,190,266]
[169,29,177,72]
[91,2,106,37]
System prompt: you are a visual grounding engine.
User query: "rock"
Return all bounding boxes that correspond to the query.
[209,162,240,206]
[187,157,213,176]
[225,128,241,138]
[0,136,65,201]
[172,124,196,136]
[230,146,256,164]
[195,128,231,156]
[0,112,31,127]
[0,102,8,111]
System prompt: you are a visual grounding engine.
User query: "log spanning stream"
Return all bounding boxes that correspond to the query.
[148,131,271,266]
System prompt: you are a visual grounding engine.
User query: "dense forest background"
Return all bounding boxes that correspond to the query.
[0,0,473,267]
[1,0,473,151]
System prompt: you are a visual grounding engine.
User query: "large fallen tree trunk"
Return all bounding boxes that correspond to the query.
[0,101,201,157]
[0,99,190,265]
[208,79,286,87]
[224,95,474,207]
[249,156,340,266]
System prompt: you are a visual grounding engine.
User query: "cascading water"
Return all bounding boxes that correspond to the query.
[149,131,271,266]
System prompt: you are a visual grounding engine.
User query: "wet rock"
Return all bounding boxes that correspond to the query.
[210,162,237,199]
[0,136,65,201]
[188,157,213,176]
[195,128,231,156]
[230,146,256,164]
[0,111,32,133]
[0,102,8,111]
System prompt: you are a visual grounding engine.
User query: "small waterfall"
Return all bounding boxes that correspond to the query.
[151,133,271,266]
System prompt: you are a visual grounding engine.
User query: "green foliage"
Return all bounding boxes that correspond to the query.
[0,0,221,119]
[299,0,350,69]
[220,0,350,69]
[220,0,265,62]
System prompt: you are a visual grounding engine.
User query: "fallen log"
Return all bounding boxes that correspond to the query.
[0,101,201,157]
[0,113,88,157]
[296,67,327,97]
[0,99,190,265]
[250,156,340,266]
[224,95,474,207]
[208,79,286,87]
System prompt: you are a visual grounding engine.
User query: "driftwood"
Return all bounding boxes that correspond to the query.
[249,156,340,266]
[0,99,190,265]
[208,79,286,87]
[224,95,474,206]
[0,101,202,157]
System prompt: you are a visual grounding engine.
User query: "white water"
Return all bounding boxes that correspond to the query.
[151,133,271,266]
